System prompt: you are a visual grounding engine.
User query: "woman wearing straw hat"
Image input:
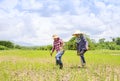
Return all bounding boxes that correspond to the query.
[72,30,88,67]
[50,34,65,69]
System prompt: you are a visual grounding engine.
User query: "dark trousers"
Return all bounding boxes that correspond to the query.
[80,49,86,65]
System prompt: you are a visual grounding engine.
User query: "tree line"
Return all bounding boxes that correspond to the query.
[65,36,120,50]
[0,36,120,50]
[0,40,52,50]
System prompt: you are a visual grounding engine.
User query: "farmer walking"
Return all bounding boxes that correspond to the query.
[72,30,88,67]
[50,34,65,69]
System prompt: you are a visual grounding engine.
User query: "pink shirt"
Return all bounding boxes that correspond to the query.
[52,38,63,52]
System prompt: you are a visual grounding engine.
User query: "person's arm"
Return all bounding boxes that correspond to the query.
[84,38,88,50]
[76,43,80,55]
[76,43,79,51]
[60,39,64,51]
[50,44,55,56]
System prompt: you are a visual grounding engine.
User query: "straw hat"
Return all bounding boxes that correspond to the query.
[52,34,59,38]
[72,30,83,36]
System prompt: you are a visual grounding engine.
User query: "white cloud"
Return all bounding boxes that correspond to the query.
[0,0,18,10]
[95,1,106,9]
[48,5,61,11]
[0,0,120,46]
[21,0,43,10]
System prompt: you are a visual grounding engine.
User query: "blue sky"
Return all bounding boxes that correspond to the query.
[0,0,120,46]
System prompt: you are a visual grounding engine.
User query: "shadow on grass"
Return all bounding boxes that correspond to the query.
[51,65,88,70]
[69,65,87,69]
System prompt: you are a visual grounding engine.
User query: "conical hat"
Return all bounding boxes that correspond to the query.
[72,30,83,36]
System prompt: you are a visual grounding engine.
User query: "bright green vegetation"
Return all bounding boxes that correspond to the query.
[0,50,120,81]
[1,37,120,50]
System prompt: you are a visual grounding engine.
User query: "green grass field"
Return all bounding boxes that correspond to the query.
[0,50,120,81]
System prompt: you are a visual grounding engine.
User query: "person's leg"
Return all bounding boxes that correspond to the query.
[80,55,86,63]
[59,51,64,63]
[59,51,65,69]
[55,51,64,69]
[55,52,60,65]
[80,56,84,65]
[56,60,59,65]
[80,49,86,66]
[59,56,63,69]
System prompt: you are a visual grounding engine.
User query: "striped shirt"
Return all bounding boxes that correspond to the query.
[52,38,63,52]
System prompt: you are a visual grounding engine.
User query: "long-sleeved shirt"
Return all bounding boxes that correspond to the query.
[76,35,88,51]
[52,38,64,53]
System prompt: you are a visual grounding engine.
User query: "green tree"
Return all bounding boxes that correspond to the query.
[85,35,96,50]
[0,41,14,48]
[116,37,120,45]
[99,38,105,43]
[47,45,52,50]
[0,45,8,50]
[15,45,21,49]
[66,37,76,50]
